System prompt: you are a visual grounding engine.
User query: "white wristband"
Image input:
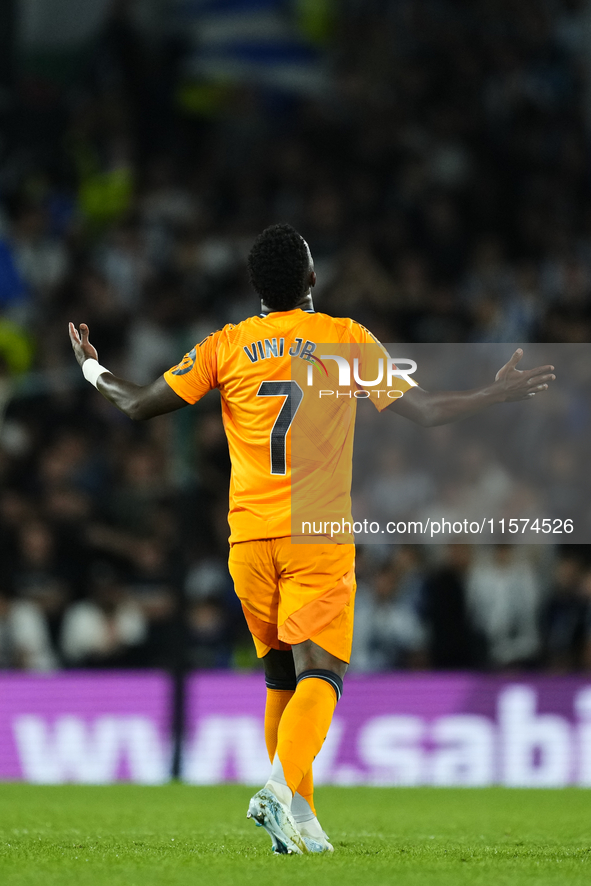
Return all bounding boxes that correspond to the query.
[82,358,110,388]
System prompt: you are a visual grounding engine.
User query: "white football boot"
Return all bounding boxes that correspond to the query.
[291,792,334,853]
[259,816,334,854]
[247,787,308,855]
[296,818,334,853]
[252,819,289,854]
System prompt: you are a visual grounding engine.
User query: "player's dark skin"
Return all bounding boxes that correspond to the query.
[69,258,556,683]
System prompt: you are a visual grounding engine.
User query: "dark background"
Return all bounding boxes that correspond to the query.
[0,0,590,680]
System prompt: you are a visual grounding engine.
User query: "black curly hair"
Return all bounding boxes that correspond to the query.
[247,224,312,310]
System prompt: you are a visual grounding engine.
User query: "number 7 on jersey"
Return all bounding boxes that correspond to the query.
[256,381,303,475]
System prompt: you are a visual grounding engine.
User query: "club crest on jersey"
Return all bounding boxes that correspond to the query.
[171,347,196,375]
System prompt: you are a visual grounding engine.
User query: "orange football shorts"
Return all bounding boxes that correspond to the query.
[228,537,356,663]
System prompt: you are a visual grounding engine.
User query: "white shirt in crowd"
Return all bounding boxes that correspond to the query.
[60,600,146,663]
[0,599,57,671]
[466,548,541,666]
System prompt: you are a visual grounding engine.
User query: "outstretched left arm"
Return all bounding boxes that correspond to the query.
[387,349,556,427]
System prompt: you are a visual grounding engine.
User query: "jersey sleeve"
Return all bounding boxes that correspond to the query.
[163,330,221,404]
[346,321,418,412]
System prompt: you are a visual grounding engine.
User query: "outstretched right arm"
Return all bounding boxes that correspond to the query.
[69,322,187,420]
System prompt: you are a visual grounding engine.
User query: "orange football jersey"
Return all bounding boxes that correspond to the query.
[163,309,415,543]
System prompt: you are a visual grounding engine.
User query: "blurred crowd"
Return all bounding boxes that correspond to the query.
[2,536,591,674]
[1,1,590,672]
[352,544,591,672]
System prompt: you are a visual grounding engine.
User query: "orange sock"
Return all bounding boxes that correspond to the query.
[264,688,293,763]
[264,688,316,815]
[274,678,337,795]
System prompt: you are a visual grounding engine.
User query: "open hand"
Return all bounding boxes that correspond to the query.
[68,322,98,368]
[494,349,555,401]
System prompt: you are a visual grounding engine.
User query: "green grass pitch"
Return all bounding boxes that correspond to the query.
[1,784,590,886]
